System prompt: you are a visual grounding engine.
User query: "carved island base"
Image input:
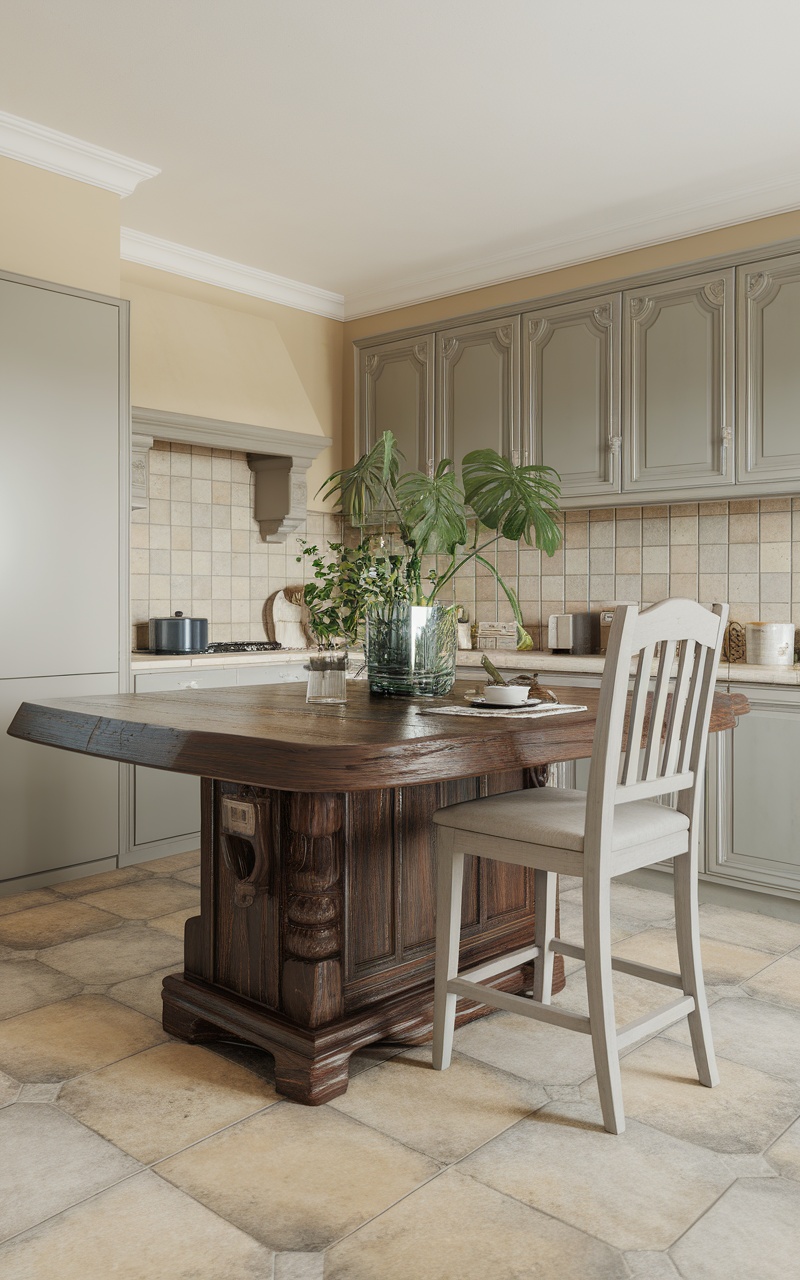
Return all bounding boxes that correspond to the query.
[162,768,565,1104]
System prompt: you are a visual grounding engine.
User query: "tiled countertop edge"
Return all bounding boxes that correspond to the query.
[131,648,800,685]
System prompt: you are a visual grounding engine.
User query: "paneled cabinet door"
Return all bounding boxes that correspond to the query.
[623,269,735,492]
[357,333,434,474]
[705,687,800,899]
[738,251,800,485]
[436,315,520,474]
[522,294,621,499]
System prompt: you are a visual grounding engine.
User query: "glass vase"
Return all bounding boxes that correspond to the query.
[305,650,348,704]
[365,603,458,697]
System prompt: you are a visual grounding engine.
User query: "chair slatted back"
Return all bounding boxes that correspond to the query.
[585,600,728,864]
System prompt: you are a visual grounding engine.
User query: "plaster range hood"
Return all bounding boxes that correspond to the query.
[131,407,332,542]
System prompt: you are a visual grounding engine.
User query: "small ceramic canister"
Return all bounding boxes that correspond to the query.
[745,622,796,666]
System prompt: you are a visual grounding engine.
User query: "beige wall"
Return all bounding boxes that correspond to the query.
[121,264,342,500]
[0,156,120,296]
[342,208,800,467]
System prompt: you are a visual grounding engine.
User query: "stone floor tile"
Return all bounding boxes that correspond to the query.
[18,1082,62,1102]
[330,1047,546,1162]
[142,849,201,875]
[157,1103,439,1252]
[0,900,121,950]
[609,882,676,923]
[0,1102,141,1243]
[461,1100,732,1251]
[52,866,151,898]
[77,878,199,921]
[107,966,174,1021]
[39,922,183,985]
[173,866,202,887]
[744,954,800,1011]
[719,1152,778,1178]
[766,1116,800,1180]
[58,1041,278,1163]
[453,1007,597,1086]
[624,1251,683,1279]
[274,1252,324,1280]
[607,1037,800,1153]
[0,1170,273,1279]
[698,902,800,955]
[325,1167,627,1280]
[670,1177,800,1280]
[0,957,82,1020]
[0,1070,20,1107]
[0,888,60,917]
[612,927,774,986]
[665,996,800,1084]
[0,995,166,1082]
[558,897,651,945]
[207,1039,276,1084]
[552,963,678,1031]
[147,907,197,940]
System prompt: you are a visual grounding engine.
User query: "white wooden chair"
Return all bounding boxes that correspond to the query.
[432,599,729,1134]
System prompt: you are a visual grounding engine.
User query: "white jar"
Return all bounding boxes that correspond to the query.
[745,622,796,666]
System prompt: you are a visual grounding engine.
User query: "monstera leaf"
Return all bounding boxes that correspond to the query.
[316,430,401,526]
[396,460,468,556]
[461,450,562,554]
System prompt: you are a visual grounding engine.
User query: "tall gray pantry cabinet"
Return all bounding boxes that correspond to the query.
[0,270,127,892]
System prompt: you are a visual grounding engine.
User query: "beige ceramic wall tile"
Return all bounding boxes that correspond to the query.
[613,1036,800,1154]
[0,1102,141,1243]
[699,538,728,571]
[329,1046,546,1163]
[157,1104,439,1252]
[671,1177,800,1280]
[325,1168,627,1280]
[0,995,166,1082]
[461,1100,732,1250]
[0,901,120,950]
[58,1041,277,1163]
[0,958,81,1020]
[40,923,182,986]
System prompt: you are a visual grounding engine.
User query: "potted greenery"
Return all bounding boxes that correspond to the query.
[298,431,562,696]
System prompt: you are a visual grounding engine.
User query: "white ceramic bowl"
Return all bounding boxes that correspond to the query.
[483,684,530,706]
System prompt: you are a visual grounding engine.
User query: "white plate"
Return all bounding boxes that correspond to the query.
[469,696,542,710]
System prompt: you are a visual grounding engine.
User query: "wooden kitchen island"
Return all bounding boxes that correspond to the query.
[8,681,747,1104]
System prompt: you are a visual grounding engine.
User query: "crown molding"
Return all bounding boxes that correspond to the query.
[0,110,159,196]
[343,174,800,319]
[121,228,345,320]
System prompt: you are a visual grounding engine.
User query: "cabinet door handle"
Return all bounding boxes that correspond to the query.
[608,436,622,487]
[721,426,733,477]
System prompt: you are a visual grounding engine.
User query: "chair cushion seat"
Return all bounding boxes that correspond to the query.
[433,786,689,853]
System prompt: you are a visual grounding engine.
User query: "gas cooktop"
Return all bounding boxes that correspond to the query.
[204,641,282,653]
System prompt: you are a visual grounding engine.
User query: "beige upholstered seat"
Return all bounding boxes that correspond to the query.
[431,599,728,1135]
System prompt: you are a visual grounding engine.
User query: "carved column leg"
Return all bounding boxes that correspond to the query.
[281,792,344,1030]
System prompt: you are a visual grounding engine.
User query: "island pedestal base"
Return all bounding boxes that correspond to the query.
[162,767,564,1103]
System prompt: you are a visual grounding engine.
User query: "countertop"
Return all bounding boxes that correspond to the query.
[131,647,800,685]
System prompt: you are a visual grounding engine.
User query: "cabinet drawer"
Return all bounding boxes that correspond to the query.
[134,668,238,693]
[236,663,307,685]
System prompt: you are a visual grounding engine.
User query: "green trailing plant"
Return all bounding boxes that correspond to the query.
[300,432,562,650]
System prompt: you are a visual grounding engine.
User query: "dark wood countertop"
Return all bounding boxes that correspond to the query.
[7,681,748,793]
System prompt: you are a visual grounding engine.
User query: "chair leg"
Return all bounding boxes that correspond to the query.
[673,850,719,1088]
[583,871,625,1134]
[532,869,556,1004]
[432,827,465,1071]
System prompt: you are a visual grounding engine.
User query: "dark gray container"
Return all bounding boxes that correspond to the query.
[148,612,208,654]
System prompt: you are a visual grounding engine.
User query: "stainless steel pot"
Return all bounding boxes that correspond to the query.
[148,612,208,654]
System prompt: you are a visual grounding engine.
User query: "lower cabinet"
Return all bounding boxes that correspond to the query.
[0,673,120,890]
[705,684,800,899]
[125,662,307,864]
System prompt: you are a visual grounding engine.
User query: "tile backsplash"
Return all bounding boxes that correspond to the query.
[429,497,800,645]
[132,451,799,648]
[130,442,340,646]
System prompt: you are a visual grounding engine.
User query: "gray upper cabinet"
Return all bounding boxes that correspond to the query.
[522,293,621,499]
[738,251,800,485]
[436,315,520,473]
[357,333,434,474]
[623,268,735,493]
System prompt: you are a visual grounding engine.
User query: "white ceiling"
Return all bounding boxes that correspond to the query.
[3,0,800,317]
